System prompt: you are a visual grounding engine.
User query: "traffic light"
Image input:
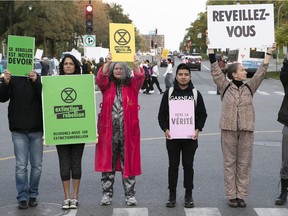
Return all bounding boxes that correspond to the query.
[85,4,93,34]
[151,40,154,48]
[154,43,157,49]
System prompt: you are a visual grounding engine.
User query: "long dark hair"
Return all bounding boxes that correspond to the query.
[59,54,81,75]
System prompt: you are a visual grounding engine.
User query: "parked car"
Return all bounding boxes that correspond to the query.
[191,52,202,60]
[34,59,58,76]
[34,60,42,75]
[0,59,7,77]
[185,57,201,71]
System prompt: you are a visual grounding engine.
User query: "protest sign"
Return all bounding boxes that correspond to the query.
[35,49,43,60]
[207,4,274,48]
[42,75,97,145]
[161,49,169,59]
[110,23,135,62]
[169,99,195,139]
[7,35,35,76]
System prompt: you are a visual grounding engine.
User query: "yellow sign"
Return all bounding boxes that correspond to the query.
[161,49,169,59]
[109,23,135,62]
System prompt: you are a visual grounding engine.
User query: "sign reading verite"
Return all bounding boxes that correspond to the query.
[41,75,97,145]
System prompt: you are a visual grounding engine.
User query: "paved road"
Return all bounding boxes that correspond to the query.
[0,58,287,216]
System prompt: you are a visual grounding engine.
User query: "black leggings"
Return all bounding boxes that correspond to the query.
[56,144,85,181]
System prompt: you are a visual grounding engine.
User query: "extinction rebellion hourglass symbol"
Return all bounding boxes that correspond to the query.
[61,88,77,103]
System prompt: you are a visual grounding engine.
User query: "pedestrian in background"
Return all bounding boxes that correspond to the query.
[95,57,105,76]
[56,54,85,210]
[150,61,163,94]
[207,42,276,208]
[95,52,145,206]
[163,58,173,89]
[158,63,207,208]
[0,69,43,210]
[276,54,288,205]
[142,59,152,94]
[40,57,50,76]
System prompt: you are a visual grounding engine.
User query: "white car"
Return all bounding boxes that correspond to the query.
[191,53,202,60]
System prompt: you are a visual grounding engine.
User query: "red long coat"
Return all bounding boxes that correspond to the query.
[95,66,145,178]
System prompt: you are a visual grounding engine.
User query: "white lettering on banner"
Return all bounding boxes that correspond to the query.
[207,4,274,49]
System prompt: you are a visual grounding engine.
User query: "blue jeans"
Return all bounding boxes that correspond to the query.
[12,131,43,202]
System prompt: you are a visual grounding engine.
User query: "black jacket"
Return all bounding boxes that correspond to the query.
[0,76,43,132]
[158,79,207,132]
[278,58,288,127]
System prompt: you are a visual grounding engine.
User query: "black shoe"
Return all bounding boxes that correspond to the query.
[28,197,38,207]
[228,199,238,208]
[166,199,176,208]
[166,189,176,208]
[275,191,287,205]
[275,178,288,205]
[237,198,246,207]
[18,200,28,210]
[184,190,194,208]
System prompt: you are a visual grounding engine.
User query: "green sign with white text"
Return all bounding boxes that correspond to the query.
[7,35,35,76]
[42,75,97,145]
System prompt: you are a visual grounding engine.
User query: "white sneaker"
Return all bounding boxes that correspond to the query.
[70,199,78,209]
[126,196,137,206]
[149,90,155,94]
[100,194,112,205]
[62,199,70,210]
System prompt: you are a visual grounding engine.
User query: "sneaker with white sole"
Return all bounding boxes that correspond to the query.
[126,196,137,206]
[62,199,70,210]
[70,199,78,209]
[100,193,112,205]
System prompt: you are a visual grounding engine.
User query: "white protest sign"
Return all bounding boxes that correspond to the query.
[207,4,274,49]
[35,49,43,60]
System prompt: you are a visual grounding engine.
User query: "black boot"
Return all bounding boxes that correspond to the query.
[166,189,176,208]
[275,179,288,205]
[184,189,194,208]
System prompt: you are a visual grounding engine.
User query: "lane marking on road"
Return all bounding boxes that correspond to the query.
[257,90,270,95]
[254,208,288,216]
[0,130,281,161]
[202,64,210,71]
[208,90,217,95]
[184,208,221,216]
[65,209,78,216]
[274,91,285,96]
[112,208,148,216]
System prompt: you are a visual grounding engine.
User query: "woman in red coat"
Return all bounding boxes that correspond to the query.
[95,53,145,206]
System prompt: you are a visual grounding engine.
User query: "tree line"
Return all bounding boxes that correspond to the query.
[0,0,148,58]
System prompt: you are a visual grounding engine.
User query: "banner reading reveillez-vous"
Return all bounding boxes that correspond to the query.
[7,35,35,76]
[169,99,195,139]
[42,75,97,145]
[207,4,274,49]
